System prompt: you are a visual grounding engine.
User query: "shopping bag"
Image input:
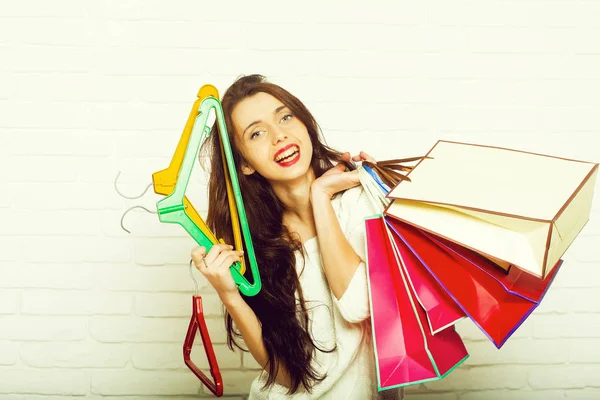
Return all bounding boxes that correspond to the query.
[360,165,466,335]
[387,224,466,334]
[386,140,598,278]
[366,215,469,390]
[386,217,562,348]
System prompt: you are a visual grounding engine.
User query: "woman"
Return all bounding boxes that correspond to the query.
[191,74,402,399]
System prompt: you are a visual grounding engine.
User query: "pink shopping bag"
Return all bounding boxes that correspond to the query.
[366,215,469,390]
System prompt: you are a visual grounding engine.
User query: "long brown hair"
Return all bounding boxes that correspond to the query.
[199,74,355,394]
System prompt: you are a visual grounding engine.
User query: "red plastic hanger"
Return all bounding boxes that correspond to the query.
[184,260,223,397]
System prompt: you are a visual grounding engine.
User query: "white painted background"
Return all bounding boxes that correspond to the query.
[1,1,599,399]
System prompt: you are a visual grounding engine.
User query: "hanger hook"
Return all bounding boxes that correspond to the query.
[189,259,199,295]
[114,171,153,200]
[120,205,158,234]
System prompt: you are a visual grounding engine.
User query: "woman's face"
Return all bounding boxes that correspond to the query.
[231,92,313,183]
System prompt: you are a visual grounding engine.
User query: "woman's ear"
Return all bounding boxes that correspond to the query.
[241,163,256,175]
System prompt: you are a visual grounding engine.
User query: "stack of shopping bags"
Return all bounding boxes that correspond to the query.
[359,140,598,391]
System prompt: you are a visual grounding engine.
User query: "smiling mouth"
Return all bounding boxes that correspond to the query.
[274,146,300,163]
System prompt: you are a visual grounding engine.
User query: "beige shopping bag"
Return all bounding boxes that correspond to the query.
[385,140,598,279]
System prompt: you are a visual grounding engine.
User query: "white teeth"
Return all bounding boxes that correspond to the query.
[275,147,299,162]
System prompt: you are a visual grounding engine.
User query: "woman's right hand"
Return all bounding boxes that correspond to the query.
[191,244,244,301]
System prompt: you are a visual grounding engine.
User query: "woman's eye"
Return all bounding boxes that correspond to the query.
[281,114,293,122]
[250,130,263,139]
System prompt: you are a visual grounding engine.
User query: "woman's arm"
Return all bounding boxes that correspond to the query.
[310,151,376,303]
[310,189,362,300]
[222,293,292,388]
[191,245,292,388]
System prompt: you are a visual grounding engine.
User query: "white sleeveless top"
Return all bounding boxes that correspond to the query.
[248,186,404,400]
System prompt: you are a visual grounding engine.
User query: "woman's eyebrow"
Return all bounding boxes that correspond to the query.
[243,105,288,136]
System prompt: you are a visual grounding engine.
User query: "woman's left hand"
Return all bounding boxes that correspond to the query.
[311,151,376,199]
[349,151,376,164]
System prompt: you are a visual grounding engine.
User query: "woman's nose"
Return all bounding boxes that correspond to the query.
[272,128,287,144]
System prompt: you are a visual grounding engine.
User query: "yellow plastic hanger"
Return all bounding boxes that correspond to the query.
[152,85,246,274]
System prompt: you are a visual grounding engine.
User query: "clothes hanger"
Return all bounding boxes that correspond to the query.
[152,84,263,395]
[114,188,223,395]
[183,259,223,397]
[152,85,248,276]
[119,205,157,234]
[119,85,262,395]
[151,85,228,254]
[152,84,262,296]
[113,170,153,200]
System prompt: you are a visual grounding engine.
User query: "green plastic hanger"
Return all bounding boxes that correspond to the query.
[156,91,262,297]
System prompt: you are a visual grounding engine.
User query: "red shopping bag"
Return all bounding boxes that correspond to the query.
[393,232,466,334]
[366,216,469,390]
[386,217,562,348]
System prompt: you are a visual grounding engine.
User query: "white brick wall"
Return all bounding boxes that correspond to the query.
[1,0,599,398]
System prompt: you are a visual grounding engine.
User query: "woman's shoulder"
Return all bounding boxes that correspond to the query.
[334,184,363,202]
